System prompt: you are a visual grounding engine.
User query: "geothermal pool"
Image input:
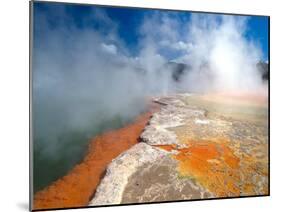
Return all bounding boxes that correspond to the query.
[33,92,268,209]
[33,109,145,193]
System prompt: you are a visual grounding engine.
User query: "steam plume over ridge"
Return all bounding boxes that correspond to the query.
[178,14,266,93]
[32,3,268,191]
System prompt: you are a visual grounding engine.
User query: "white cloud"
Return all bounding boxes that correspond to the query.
[101,43,117,54]
[173,41,193,51]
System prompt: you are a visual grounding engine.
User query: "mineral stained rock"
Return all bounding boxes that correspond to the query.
[89,93,268,206]
[33,107,158,210]
[89,142,212,206]
[89,143,166,205]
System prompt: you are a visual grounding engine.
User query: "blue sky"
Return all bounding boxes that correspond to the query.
[247,16,269,61]
[34,2,269,61]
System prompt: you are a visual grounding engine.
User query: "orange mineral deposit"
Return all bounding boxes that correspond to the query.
[33,103,159,210]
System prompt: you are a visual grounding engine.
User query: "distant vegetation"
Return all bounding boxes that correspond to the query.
[256,61,269,81]
[164,61,269,83]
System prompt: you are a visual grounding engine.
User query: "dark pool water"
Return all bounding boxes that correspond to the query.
[33,109,144,194]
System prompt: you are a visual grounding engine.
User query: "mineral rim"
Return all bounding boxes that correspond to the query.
[89,93,268,206]
[33,102,159,210]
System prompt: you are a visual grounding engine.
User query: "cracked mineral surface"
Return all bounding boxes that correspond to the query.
[90,93,268,205]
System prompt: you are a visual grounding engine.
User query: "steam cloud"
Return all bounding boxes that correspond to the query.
[33,4,267,187]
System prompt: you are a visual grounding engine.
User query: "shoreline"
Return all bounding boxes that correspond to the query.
[33,102,160,210]
[89,93,268,205]
[33,92,268,209]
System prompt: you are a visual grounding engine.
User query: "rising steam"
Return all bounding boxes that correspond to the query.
[33,4,267,190]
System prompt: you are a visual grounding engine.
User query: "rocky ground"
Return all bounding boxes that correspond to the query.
[33,107,158,210]
[89,93,268,206]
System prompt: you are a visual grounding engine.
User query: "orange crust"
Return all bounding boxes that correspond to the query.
[33,103,159,210]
